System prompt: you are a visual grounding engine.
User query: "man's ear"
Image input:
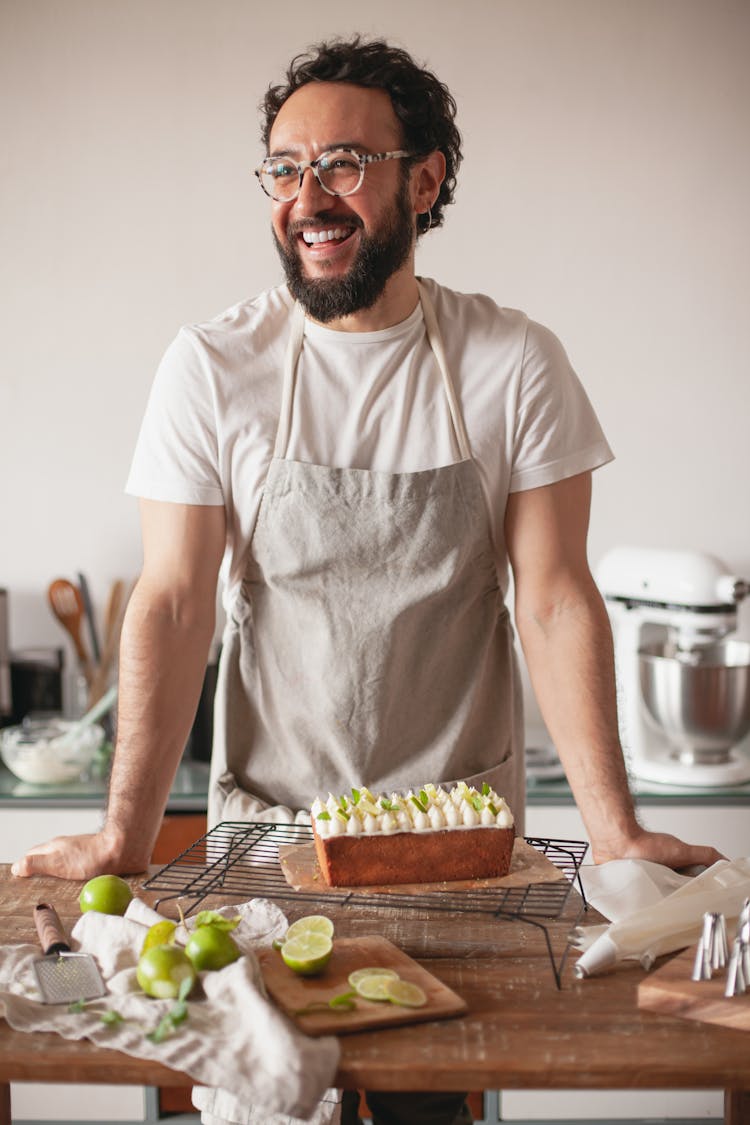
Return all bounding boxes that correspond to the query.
[411,150,446,216]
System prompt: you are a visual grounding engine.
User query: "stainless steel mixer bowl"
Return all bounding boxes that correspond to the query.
[639,640,750,765]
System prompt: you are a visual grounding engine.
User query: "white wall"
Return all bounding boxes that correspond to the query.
[2,0,749,678]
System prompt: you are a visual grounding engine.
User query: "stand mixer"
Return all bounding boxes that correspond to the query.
[596,546,750,787]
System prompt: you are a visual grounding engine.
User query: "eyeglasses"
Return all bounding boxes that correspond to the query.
[255,147,413,202]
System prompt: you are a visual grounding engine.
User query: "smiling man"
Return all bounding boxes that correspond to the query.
[264,80,444,330]
[14,35,722,1125]
[265,82,434,329]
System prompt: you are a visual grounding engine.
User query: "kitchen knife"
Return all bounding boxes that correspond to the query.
[76,572,101,665]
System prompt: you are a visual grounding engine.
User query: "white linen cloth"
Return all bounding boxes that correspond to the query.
[572,857,750,976]
[0,898,340,1122]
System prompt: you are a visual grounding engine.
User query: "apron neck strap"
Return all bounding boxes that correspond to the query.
[416,280,472,461]
[274,300,306,459]
[274,284,472,462]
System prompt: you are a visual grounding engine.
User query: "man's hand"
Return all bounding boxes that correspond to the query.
[11,829,149,881]
[591,827,725,871]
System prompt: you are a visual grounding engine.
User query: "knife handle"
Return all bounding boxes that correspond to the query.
[34,903,71,955]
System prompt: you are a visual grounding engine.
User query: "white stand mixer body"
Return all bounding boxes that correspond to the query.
[597,547,750,787]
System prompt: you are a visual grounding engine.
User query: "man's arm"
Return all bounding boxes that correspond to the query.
[12,499,226,879]
[505,471,722,868]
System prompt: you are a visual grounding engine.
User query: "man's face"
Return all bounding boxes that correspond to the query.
[267,82,417,324]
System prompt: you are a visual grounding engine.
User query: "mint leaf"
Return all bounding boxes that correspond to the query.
[316,810,331,820]
[100,1010,124,1026]
[481,782,490,796]
[351,788,361,805]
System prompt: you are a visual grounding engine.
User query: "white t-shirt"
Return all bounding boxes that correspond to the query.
[126,278,613,609]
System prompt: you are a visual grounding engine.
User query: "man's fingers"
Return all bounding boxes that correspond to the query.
[11,836,98,881]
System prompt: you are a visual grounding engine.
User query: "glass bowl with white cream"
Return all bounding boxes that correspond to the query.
[0,718,105,784]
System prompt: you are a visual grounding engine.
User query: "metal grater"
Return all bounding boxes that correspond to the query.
[33,903,106,1004]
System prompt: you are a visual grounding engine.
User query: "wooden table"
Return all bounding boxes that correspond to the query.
[1,864,749,1124]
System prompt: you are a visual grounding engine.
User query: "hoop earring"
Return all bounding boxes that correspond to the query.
[419,207,433,234]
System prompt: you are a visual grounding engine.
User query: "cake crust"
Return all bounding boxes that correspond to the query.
[312,822,515,887]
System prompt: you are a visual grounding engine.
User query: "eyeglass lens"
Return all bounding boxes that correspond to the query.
[260,150,363,200]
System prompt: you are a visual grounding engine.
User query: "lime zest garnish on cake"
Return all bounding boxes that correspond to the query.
[312,781,514,839]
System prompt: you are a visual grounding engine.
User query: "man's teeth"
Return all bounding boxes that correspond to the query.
[302,229,349,244]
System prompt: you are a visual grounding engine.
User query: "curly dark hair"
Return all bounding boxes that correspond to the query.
[260,36,462,233]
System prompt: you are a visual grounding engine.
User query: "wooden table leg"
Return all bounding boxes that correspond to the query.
[725,1089,750,1124]
[0,1081,10,1125]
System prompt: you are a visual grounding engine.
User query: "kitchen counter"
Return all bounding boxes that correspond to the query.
[527,772,750,805]
[0,758,210,810]
[1,864,749,1125]
[4,754,749,810]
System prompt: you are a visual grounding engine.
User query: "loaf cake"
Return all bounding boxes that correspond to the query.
[311,781,515,887]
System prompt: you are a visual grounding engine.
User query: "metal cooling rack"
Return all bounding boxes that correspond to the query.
[143,822,589,988]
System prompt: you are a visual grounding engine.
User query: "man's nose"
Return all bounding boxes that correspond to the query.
[294,165,332,211]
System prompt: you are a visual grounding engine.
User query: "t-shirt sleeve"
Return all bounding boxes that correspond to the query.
[125,327,225,505]
[509,319,613,492]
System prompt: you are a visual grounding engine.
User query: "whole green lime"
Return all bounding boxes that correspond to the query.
[79,874,133,916]
[185,924,241,972]
[136,944,197,999]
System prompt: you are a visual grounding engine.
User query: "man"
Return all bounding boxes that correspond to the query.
[14,35,721,1125]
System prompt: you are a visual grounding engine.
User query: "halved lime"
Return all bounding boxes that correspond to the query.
[347,966,400,989]
[354,972,399,1001]
[285,915,335,942]
[281,933,333,976]
[385,979,427,1007]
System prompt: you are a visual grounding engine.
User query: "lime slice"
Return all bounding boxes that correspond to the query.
[354,972,399,1001]
[385,979,427,1008]
[347,966,400,989]
[285,915,335,942]
[281,933,333,976]
[141,920,177,955]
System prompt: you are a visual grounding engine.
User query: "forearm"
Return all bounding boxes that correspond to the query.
[516,576,640,860]
[101,576,216,869]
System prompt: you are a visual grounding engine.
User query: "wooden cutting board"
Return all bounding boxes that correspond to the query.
[258,935,467,1036]
[638,944,750,1031]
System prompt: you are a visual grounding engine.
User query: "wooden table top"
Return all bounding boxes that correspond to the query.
[1,863,749,1097]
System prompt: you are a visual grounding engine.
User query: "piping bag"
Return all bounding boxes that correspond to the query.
[572,857,750,977]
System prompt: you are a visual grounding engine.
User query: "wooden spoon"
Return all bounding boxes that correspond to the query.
[47,578,94,686]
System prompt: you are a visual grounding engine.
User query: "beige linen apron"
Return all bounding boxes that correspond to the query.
[209,283,525,833]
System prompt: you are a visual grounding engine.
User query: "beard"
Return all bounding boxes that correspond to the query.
[273,178,415,323]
